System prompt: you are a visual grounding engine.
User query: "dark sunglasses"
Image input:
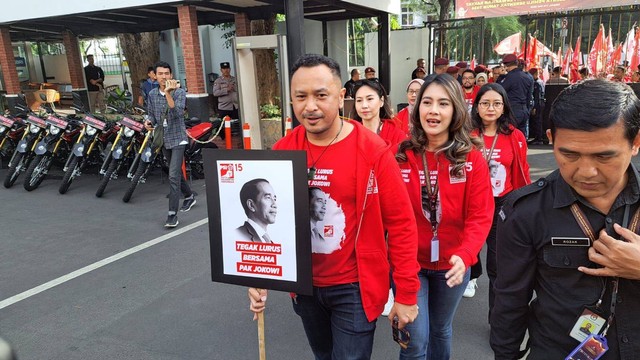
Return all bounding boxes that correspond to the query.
[392,316,411,349]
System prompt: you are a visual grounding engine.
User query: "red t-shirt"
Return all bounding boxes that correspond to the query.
[463,85,480,112]
[307,130,358,286]
[482,134,514,197]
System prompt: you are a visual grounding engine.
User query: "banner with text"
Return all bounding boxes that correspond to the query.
[455,0,637,19]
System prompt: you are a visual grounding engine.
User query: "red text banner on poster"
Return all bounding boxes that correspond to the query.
[237,263,283,276]
[455,0,637,19]
[235,241,282,254]
[241,252,277,264]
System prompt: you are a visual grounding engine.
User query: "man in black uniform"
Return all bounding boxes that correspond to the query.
[499,54,533,138]
[491,79,640,359]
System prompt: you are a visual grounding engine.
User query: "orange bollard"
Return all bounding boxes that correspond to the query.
[285,117,292,135]
[243,123,251,150]
[224,116,232,149]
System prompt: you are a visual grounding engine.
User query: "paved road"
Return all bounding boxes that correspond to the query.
[0,145,604,359]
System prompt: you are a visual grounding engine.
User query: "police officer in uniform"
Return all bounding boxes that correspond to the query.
[212,62,239,120]
[491,79,640,359]
[499,54,533,138]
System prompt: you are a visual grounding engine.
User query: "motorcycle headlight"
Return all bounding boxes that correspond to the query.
[124,127,135,137]
[30,125,40,134]
[50,126,61,135]
[86,126,97,136]
[0,125,6,133]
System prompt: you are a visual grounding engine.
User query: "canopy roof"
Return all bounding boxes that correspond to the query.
[2,0,397,42]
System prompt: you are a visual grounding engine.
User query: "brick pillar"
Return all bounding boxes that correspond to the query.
[178,5,208,121]
[0,27,22,112]
[234,13,252,37]
[62,30,90,111]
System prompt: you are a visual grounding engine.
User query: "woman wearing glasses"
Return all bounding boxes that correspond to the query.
[352,79,407,149]
[396,74,494,359]
[393,79,424,136]
[470,83,531,320]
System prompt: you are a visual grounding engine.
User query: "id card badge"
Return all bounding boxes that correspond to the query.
[569,307,607,343]
[430,235,439,262]
[565,334,608,360]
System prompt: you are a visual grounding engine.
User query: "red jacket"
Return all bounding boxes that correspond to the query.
[471,126,531,191]
[392,107,410,136]
[274,120,420,321]
[380,119,408,151]
[399,149,494,270]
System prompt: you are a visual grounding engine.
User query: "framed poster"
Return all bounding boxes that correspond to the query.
[203,149,312,295]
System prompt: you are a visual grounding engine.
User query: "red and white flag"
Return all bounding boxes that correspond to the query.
[494,33,522,55]
[589,24,607,76]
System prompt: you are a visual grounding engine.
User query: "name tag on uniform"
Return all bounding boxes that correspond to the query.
[551,237,591,247]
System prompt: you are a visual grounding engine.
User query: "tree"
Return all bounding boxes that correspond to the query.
[251,15,281,110]
[117,32,160,105]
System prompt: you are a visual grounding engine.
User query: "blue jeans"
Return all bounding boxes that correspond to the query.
[162,145,192,214]
[292,283,377,360]
[399,269,470,360]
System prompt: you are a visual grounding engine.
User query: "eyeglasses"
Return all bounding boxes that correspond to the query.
[392,316,411,349]
[478,102,504,109]
[462,77,475,81]
[407,90,419,95]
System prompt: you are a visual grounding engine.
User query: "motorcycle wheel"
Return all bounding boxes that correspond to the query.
[23,154,52,191]
[122,162,149,203]
[3,152,25,188]
[59,156,79,194]
[96,158,118,198]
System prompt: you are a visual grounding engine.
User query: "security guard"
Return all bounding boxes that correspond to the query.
[491,79,640,359]
[212,62,239,120]
[499,54,533,138]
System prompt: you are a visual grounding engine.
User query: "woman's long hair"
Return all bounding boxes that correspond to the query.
[470,83,515,135]
[351,79,394,121]
[396,74,481,177]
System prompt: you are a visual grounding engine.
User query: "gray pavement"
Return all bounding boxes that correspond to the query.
[0,145,603,359]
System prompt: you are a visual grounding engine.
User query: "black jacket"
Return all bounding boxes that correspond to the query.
[491,167,640,360]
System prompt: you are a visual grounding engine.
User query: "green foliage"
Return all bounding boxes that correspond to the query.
[213,22,236,49]
[260,103,281,118]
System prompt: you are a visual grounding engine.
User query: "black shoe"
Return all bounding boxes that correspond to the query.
[180,197,196,212]
[165,215,179,228]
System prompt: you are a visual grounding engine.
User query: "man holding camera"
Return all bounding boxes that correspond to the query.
[144,61,196,228]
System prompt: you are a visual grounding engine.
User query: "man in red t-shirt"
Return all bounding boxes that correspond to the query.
[248,54,420,359]
[461,69,480,112]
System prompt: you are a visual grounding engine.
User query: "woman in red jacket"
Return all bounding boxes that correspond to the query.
[352,79,407,150]
[393,78,424,136]
[396,74,494,359]
[469,83,531,318]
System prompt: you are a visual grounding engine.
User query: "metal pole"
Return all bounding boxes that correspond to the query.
[116,36,127,90]
[479,17,485,65]
[36,42,48,83]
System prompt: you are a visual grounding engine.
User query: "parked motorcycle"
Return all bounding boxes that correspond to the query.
[184,118,220,179]
[121,117,220,203]
[58,98,119,194]
[0,113,26,163]
[95,115,146,198]
[121,126,164,203]
[3,98,49,188]
[22,112,82,191]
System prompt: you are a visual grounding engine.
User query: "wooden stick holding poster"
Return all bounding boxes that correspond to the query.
[203,149,312,358]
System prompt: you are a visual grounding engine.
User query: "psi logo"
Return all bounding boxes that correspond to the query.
[219,163,235,183]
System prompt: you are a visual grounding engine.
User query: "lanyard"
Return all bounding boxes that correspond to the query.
[569,203,640,336]
[483,133,499,165]
[421,152,439,234]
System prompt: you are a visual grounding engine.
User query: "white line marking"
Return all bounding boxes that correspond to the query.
[0,218,209,310]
